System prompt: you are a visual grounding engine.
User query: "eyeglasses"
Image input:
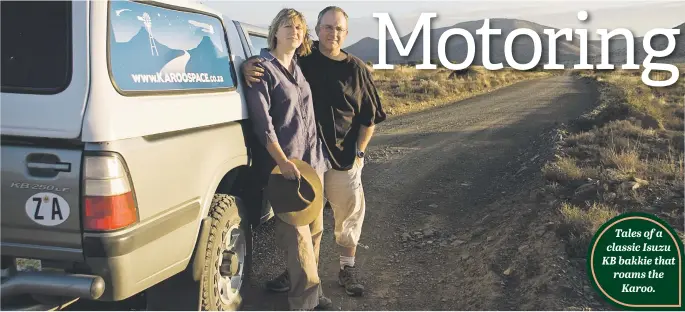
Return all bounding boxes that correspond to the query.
[320,24,347,33]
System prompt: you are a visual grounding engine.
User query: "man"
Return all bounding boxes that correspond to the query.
[243,6,386,298]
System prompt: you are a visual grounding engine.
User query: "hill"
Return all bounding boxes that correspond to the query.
[590,22,685,65]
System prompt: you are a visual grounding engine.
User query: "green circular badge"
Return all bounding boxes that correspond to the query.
[587,212,685,310]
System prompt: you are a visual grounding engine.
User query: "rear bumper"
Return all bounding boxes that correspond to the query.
[1,271,105,300]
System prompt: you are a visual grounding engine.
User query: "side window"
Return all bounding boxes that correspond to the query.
[248,34,268,55]
[108,1,235,94]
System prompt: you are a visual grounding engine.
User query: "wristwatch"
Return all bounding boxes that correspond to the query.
[356,147,365,158]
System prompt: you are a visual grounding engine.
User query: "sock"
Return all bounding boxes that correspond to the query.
[340,256,355,270]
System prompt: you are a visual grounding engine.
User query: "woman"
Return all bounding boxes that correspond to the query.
[244,8,331,311]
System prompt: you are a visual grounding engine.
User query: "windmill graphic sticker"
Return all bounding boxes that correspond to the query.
[137,12,158,56]
[108,0,234,91]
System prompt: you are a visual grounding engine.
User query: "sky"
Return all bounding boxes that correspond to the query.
[204,0,685,47]
[111,0,228,53]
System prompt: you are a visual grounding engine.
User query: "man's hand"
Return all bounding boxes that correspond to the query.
[242,57,265,87]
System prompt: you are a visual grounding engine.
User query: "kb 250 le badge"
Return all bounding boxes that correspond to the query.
[10,182,70,193]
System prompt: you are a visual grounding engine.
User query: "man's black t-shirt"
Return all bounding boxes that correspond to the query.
[299,42,387,171]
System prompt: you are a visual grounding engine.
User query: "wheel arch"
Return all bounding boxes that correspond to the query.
[199,155,250,219]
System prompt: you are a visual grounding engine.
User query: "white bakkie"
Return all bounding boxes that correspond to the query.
[1,0,273,310]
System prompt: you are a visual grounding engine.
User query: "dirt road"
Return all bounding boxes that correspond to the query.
[241,74,607,311]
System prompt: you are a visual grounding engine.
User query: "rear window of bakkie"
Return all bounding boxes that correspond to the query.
[1,1,72,94]
[108,1,236,94]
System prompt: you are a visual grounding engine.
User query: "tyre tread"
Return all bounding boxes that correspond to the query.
[199,194,249,311]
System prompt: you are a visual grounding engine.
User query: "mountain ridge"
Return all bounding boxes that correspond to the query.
[344,18,685,66]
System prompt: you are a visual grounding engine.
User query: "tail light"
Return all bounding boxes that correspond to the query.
[83,155,138,231]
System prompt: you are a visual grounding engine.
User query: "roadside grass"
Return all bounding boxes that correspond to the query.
[559,202,619,257]
[547,67,684,258]
[371,65,554,116]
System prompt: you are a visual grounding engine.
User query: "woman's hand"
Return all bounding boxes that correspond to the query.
[278,160,301,181]
[264,142,300,180]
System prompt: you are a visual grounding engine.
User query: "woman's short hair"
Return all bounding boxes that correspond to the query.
[267,8,312,57]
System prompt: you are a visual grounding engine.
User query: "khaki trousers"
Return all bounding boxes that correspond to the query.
[324,157,366,248]
[274,173,325,310]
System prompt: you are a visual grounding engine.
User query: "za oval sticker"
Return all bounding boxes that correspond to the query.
[25,192,70,226]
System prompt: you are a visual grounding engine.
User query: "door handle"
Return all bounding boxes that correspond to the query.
[25,153,72,178]
[26,162,71,172]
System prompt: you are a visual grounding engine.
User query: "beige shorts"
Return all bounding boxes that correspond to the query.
[324,157,366,248]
